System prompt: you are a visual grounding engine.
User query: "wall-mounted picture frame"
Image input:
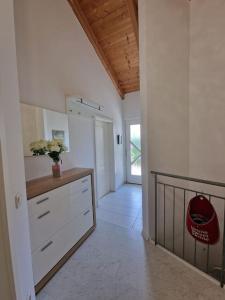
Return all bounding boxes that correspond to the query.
[52,129,65,142]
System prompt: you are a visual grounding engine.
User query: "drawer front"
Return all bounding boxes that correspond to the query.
[29,194,70,252]
[64,205,94,254]
[32,206,94,285]
[69,186,92,218]
[68,175,91,195]
[28,184,69,219]
[28,176,91,218]
[74,205,94,242]
[32,221,74,285]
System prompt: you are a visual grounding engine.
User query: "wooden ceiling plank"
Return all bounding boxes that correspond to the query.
[119,72,139,78]
[121,83,139,89]
[102,36,137,51]
[67,0,124,98]
[110,55,139,66]
[122,87,139,93]
[80,0,124,24]
[98,29,134,46]
[118,73,139,81]
[90,4,127,26]
[126,0,139,48]
[93,20,132,38]
[124,87,139,94]
[105,47,138,58]
[117,73,139,80]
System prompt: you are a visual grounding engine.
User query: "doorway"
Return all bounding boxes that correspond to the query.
[126,119,142,184]
[95,118,115,200]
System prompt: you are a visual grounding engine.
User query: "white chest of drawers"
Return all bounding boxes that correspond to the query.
[26,168,96,293]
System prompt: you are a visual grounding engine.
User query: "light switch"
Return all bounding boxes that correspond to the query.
[15,193,22,209]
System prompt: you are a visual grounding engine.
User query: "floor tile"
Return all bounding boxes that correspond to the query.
[97,184,142,232]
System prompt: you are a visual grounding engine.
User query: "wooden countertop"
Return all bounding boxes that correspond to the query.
[26,168,93,200]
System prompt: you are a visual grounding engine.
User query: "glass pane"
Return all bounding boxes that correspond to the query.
[130,124,141,148]
[130,144,141,163]
[129,124,141,176]
[131,156,142,176]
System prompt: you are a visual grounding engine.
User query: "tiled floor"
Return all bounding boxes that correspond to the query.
[37,185,225,300]
[96,184,142,232]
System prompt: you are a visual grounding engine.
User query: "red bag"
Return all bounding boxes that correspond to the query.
[186,195,219,245]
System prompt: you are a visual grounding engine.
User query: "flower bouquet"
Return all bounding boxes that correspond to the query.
[30,140,48,156]
[30,139,67,177]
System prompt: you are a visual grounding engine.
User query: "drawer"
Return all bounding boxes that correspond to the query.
[74,205,94,241]
[32,221,74,285]
[68,175,91,195]
[28,184,69,219]
[69,186,92,218]
[29,196,70,252]
[65,204,94,253]
[32,207,94,285]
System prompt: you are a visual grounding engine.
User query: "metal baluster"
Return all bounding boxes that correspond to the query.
[194,192,198,266]
[183,190,186,259]
[206,195,211,274]
[193,240,197,266]
[164,184,166,247]
[220,201,225,288]
[155,174,158,245]
[173,187,175,253]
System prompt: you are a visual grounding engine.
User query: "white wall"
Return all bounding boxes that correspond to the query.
[188,0,225,269]
[14,0,124,188]
[189,0,225,182]
[0,0,35,299]
[140,0,225,244]
[123,91,141,120]
[139,0,190,238]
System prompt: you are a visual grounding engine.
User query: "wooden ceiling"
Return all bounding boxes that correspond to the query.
[68,0,139,99]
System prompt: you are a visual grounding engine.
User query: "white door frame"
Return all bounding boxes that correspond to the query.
[125,118,142,184]
[94,116,116,205]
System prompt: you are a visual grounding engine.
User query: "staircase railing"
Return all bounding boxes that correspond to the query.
[151,170,225,288]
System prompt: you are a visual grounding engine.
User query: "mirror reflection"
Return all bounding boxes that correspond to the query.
[20,103,70,156]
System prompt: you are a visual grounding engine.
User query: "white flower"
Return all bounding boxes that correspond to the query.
[30,138,66,157]
[54,139,63,145]
[50,145,60,152]
[30,139,48,155]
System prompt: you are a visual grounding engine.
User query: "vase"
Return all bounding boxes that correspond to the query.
[52,162,62,178]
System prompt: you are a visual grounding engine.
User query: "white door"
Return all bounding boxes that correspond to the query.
[126,120,142,184]
[95,120,112,199]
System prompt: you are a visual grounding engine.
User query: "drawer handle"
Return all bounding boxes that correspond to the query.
[41,241,53,252]
[38,210,50,219]
[81,178,88,183]
[82,188,88,194]
[36,197,49,205]
[83,209,90,216]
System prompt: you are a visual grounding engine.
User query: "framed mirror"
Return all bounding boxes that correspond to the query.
[20,103,70,156]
